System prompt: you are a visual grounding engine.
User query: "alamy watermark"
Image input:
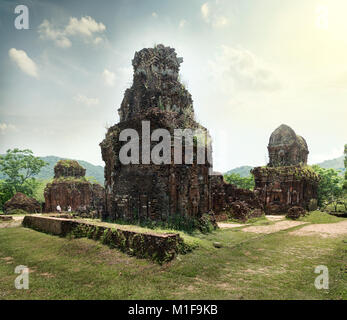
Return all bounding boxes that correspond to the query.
[314,265,329,290]
[14,5,29,30]
[118,121,213,167]
[14,265,29,289]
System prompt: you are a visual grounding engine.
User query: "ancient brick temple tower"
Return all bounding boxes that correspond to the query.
[44,160,104,214]
[100,44,212,222]
[267,124,309,167]
[252,124,319,214]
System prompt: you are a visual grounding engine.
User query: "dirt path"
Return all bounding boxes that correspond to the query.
[242,220,307,234]
[0,215,24,229]
[266,215,285,222]
[289,220,347,238]
[218,222,247,229]
[0,221,22,228]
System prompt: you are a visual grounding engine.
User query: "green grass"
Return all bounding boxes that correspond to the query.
[299,210,345,224]
[0,220,345,300]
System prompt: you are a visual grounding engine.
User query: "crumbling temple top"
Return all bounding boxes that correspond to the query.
[45,160,104,214]
[54,160,86,178]
[268,124,308,167]
[118,44,195,122]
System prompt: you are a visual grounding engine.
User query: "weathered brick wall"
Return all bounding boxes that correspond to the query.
[210,174,264,221]
[252,166,319,214]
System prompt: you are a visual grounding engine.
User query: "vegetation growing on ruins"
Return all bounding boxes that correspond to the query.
[254,165,319,181]
[107,212,216,234]
[56,159,82,168]
[50,176,89,184]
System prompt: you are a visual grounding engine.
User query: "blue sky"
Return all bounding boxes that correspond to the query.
[0,0,346,171]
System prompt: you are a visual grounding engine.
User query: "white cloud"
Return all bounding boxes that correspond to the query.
[74,94,99,106]
[213,16,228,28]
[102,69,116,87]
[38,16,106,48]
[209,45,281,92]
[8,48,38,78]
[201,3,209,21]
[65,16,105,37]
[38,20,72,48]
[0,123,17,134]
[179,19,187,28]
[201,1,229,28]
[93,37,103,45]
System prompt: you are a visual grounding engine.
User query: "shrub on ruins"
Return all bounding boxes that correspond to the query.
[312,165,344,211]
[197,212,218,233]
[5,208,29,215]
[308,198,318,211]
[111,212,216,234]
[0,149,47,210]
[223,173,255,190]
[286,206,306,220]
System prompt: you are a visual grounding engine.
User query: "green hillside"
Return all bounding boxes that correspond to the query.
[225,166,254,177]
[0,155,105,185]
[316,155,344,173]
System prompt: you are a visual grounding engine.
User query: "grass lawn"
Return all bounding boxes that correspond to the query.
[0,216,346,300]
[299,210,345,224]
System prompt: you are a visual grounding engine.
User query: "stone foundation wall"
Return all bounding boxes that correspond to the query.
[22,216,184,263]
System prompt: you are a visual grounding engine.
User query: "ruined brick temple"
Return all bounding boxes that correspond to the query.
[44,160,104,215]
[210,173,264,221]
[100,45,212,221]
[252,124,319,214]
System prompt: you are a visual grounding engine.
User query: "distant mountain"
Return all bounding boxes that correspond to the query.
[315,155,344,173]
[224,155,345,177]
[0,155,105,185]
[225,166,254,177]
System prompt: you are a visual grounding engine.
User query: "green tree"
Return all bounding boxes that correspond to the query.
[0,149,47,209]
[312,165,344,210]
[344,144,347,190]
[223,173,255,190]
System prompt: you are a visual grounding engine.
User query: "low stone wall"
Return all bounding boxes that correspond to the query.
[22,216,184,264]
